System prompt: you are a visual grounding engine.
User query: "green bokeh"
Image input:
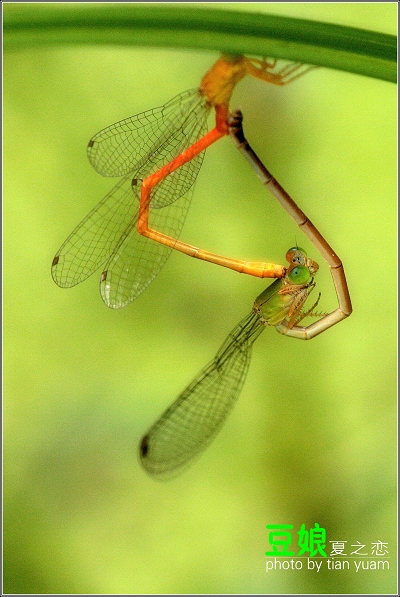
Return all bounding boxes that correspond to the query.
[4,3,397,594]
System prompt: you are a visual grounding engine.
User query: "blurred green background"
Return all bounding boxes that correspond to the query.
[4,3,397,594]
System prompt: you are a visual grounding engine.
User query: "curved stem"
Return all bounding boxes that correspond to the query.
[4,4,396,83]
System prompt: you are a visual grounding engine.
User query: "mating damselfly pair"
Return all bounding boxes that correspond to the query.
[52,55,351,479]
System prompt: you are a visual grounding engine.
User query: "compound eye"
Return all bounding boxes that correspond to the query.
[288,265,310,285]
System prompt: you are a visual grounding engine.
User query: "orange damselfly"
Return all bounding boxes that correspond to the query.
[52,55,314,308]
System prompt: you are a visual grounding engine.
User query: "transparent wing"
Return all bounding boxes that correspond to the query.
[132,117,208,210]
[87,89,207,177]
[52,93,210,304]
[139,312,265,480]
[100,182,196,308]
[98,103,209,307]
[52,177,197,307]
[52,173,136,288]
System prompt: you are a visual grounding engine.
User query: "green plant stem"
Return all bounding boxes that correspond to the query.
[3,4,396,83]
